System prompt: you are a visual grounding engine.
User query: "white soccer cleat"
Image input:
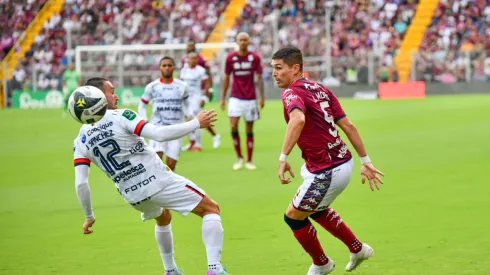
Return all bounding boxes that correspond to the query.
[245,162,257,170]
[212,134,221,149]
[307,258,335,275]
[181,143,192,151]
[345,243,374,272]
[233,158,244,170]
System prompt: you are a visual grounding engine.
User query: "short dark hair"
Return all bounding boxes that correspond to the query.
[160,56,175,66]
[272,46,303,72]
[84,77,109,91]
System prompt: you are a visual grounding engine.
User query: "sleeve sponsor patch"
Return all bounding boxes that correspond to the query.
[122,110,137,121]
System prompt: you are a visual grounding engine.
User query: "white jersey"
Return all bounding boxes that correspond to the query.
[180,65,209,97]
[73,109,171,204]
[141,78,188,126]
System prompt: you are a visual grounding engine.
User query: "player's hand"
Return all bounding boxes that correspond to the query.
[278,161,295,184]
[259,97,265,110]
[196,109,218,128]
[220,100,226,112]
[361,163,384,191]
[82,218,95,234]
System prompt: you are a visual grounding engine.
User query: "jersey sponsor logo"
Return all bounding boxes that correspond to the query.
[122,110,137,121]
[87,121,113,136]
[233,62,252,70]
[129,141,145,154]
[156,106,183,112]
[235,71,252,76]
[328,138,341,149]
[113,163,146,183]
[284,92,298,107]
[338,144,348,158]
[88,130,114,147]
[154,98,183,103]
[122,175,156,194]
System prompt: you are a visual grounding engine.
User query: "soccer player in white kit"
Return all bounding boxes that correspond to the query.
[138,56,188,171]
[180,52,219,151]
[73,77,229,275]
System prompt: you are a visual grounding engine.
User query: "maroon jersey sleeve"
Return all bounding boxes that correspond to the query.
[254,53,263,74]
[327,89,346,122]
[225,54,233,75]
[282,88,306,116]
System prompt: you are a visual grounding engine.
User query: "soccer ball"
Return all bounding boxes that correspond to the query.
[68,86,108,124]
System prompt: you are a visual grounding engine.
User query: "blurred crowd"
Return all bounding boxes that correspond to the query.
[2,0,490,93]
[415,0,490,83]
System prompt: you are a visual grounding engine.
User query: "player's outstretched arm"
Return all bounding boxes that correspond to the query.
[137,100,148,121]
[278,109,305,184]
[141,110,218,142]
[336,116,384,191]
[75,165,96,234]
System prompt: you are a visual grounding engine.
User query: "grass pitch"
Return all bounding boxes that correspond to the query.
[1,94,489,275]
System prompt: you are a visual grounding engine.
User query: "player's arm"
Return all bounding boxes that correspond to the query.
[278,108,305,184]
[255,55,265,109]
[138,85,152,120]
[74,152,95,234]
[220,56,232,110]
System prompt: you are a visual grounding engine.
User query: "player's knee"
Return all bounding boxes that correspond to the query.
[155,209,172,226]
[309,209,326,220]
[284,214,309,230]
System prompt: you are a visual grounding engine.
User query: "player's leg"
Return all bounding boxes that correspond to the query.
[228,98,244,170]
[190,128,202,152]
[307,159,373,271]
[154,209,182,275]
[243,100,260,170]
[287,164,340,274]
[150,140,166,160]
[165,139,182,171]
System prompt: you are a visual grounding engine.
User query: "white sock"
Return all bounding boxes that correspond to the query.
[195,129,202,147]
[202,214,223,271]
[155,224,177,272]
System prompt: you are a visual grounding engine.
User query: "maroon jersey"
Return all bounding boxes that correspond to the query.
[225,51,263,100]
[181,53,209,70]
[282,78,352,173]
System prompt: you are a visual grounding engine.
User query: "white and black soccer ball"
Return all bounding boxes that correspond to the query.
[68,86,108,124]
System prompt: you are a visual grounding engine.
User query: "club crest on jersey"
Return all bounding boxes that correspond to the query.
[76,97,86,108]
[81,134,87,143]
[248,54,254,61]
[122,110,137,121]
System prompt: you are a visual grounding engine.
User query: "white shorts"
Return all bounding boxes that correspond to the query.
[187,94,202,118]
[292,159,353,212]
[228,97,259,122]
[149,138,182,160]
[131,172,206,221]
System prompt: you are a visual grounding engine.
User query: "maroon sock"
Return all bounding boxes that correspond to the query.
[207,126,216,136]
[246,133,254,162]
[311,208,362,253]
[285,215,329,266]
[231,131,243,158]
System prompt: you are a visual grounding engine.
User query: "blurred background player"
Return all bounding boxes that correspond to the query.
[74,77,227,275]
[180,52,220,151]
[220,32,264,170]
[181,39,220,145]
[62,63,80,117]
[272,47,384,275]
[138,56,188,171]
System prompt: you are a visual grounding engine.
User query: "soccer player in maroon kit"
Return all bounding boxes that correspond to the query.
[272,46,384,275]
[220,32,264,170]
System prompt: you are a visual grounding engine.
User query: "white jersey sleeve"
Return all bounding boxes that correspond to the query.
[73,131,94,219]
[141,83,153,104]
[118,109,149,136]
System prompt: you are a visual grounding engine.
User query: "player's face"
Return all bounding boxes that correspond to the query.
[236,35,250,51]
[271,59,295,88]
[187,41,196,53]
[188,54,198,67]
[102,81,119,109]
[160,59,174,78]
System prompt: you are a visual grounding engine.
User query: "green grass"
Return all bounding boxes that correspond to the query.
[1,94,489,275]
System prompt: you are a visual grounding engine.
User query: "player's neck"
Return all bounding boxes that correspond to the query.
[237,49,249,56]
[160,77,173,84]
[288,75,303,87]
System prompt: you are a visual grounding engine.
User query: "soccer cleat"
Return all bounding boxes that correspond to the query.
[233,158,244,170]
[307,258,335,275]
[206,267,228,275]
[190,146,202,152]
[165,268,184,275]
[245,162,257,170]
[345,243,374,272]
[213,134,221,149]
[181,143,192,151]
